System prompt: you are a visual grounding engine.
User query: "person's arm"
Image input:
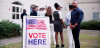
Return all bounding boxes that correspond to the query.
[74,10,84,26]
[61,19,66,28]
[52,14,54,22]
[65,13,70,28]
[59,11,66,28]
[65,14,67,25]
[70,12,75,29]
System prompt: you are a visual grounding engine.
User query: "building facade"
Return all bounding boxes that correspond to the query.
[0,0,68,25]
[0,0,100,25]
[67,0,100,21]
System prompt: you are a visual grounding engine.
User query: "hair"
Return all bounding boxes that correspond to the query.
[34,6,38,9]
[39,8,43,11]
[23,9,26,12]
[73,0,78,4]
[54,3,60,9]
[32,6,38,9]
[46,6,52,16]
[69,5,73,9]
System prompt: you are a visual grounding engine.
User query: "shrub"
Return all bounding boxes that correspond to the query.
[80,20,100,30]
[0,20,22,39]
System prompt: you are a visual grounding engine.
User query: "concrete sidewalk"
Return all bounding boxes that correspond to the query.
[0,36,22,47]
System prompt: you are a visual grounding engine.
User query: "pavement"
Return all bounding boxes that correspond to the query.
[0,36,22,47]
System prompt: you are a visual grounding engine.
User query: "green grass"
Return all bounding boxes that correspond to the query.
[0,30,100,48]
[0,42,22,48]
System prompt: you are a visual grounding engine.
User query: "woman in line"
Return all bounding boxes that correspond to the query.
[45,6,56,45]
[53,3,66,48]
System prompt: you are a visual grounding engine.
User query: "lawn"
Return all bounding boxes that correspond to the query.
[0,29,100,48]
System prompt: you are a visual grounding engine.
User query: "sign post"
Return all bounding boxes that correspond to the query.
[23,16,51,48]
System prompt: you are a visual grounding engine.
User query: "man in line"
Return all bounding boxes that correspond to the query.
[70,1,84,48]
[30,6,39,16]
[21,9,27,27]
[65,5,75,48]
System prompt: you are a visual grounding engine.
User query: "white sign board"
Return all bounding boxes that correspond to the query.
[23,16,51,48]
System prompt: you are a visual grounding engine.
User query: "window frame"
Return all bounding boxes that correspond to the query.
[93,12,100,20]
[12,4,23,19]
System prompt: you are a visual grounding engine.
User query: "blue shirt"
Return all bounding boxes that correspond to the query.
[71,7,84,25]
[30,10,37,16]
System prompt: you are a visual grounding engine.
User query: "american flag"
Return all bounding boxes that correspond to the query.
[26,19,47,30]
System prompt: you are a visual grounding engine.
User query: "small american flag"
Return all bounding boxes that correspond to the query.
[26,19,47,30]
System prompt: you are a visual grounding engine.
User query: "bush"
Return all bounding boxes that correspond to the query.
[80,20,100,30]
[0,20,22,39]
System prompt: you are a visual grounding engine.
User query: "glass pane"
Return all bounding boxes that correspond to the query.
[16,14,19,19]
[12,13,15,19]
[93,13,99,20]
[12,6,15,12]
[17,7,19,12]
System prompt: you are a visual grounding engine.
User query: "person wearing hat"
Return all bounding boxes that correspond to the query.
[53,3,66,48]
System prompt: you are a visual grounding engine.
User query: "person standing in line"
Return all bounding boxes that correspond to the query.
[30,6,39,16]
[42,7,47,14]
[45,6,56,45]
[53,3,66,48]
[65,5,75,48]
[37,8,46,16]
[70,1,84,48]
[21,9,27,27]
[37,8,44,16]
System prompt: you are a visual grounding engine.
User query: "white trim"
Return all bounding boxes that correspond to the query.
[12,4,23,19]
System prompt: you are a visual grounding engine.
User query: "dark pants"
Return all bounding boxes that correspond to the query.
[72,25,80,48]
[22,19,23,29]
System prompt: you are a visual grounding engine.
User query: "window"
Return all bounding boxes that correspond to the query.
[12,13,15,19]
[17,7,19,12]
[93,12,100,20]
[12,2,22,19]
[16,14,19,19]
[12,6,15,12]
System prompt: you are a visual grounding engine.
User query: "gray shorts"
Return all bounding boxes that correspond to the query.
[54,21,63,32]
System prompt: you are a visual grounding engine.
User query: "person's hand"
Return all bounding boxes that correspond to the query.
[63,25,67,28]
[75,23,78,27]
[70,25,73,29]
[70,25,75,29]
[70,23,72,29]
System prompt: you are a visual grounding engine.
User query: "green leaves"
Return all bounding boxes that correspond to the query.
[81,20,100,30]
[0,20,22,39]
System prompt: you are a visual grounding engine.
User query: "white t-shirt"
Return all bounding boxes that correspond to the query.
[37,11,46,16]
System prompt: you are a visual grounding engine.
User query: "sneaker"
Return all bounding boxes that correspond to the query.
[56,44,59,48]
[61,44,64,47]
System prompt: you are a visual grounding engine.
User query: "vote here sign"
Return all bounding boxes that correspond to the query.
[23,16,51,48]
